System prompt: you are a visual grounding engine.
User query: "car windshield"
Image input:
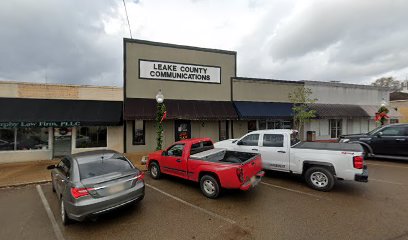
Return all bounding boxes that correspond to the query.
[367,126,384,135]
[78,155,133,180]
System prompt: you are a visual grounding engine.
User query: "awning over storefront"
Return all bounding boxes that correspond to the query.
[308,103,369,118]
[124,98,238,120]
[0,98,122,128]
[360,105,401,118]
[233,101,293,120]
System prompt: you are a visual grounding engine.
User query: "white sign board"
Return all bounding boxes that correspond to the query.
[139,60,221,84]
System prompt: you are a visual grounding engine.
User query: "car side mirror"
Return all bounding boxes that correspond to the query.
[237,141,243,146]
[47,165,56,170]
[376,132,383,137]
[162,151,167,156]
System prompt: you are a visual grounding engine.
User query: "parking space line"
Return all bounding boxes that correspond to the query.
[370,178,407,186]
[366,162,408,169]
[260,181,331,201]
[36,185,65,240]
[146,183,236,225]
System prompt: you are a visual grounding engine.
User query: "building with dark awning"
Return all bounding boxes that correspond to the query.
[1,98,122,127]
[124,98,237,120]
[0,82,124,162]
[308,103,369,118]
[233,101,293,120]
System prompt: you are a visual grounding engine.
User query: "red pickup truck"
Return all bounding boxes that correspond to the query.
[147,138,264,198]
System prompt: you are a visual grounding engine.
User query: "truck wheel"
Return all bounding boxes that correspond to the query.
[149,162,161,179]
[305,167,335,192]
[200,175,220,199]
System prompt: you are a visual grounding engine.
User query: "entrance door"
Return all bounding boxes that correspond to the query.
[53,127,72,157]
[175,120,191,141]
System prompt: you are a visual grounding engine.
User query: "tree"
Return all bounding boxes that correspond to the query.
[288,87,317,133]
[155,102,166,150]
[371,77,402,91]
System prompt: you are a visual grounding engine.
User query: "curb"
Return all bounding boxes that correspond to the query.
[0,180,51,189]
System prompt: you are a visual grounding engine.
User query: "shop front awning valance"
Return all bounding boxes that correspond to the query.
[124,98,238,120]
[233,101,293,120]
[0,98,122,127]
[360,105,401,118]
[308,103,369,118]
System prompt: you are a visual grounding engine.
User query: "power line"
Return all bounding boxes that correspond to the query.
[122,0,133,38]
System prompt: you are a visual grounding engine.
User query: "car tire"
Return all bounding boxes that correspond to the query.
[51,175,56,193]
[149,162,161,179]
[60,199,71,226]
[304,167,335,192]
[200,175,221,199]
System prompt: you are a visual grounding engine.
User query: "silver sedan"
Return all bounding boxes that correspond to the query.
[47,150,145,225]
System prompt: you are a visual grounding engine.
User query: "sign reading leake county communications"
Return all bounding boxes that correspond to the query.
[139,60,221,84]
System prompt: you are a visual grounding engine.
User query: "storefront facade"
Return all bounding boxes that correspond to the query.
[0,82,124,163]
[231,77,302,137]
[123,39,237,153]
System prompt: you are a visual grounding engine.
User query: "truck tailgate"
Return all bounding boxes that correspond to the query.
[241,154,263,180]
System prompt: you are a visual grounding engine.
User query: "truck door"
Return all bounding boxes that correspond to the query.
[235,133,260,153]
[162,144,188,178]
[259,133,290,171]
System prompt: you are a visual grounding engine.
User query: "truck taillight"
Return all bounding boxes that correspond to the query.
[71,187,93,199]
[236,168,244,183]
[353,156,364,169]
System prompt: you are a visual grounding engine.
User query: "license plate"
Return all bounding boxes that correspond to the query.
[108,184,125,194]
[250,176,256,185]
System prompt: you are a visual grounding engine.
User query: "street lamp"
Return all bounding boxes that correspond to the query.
[380,97,387,107]
[155,90,166,150]
[156,89,164,104]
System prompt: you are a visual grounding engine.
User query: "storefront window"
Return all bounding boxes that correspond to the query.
[248,121,257,132]
[76,126,107,148]
[0,128,49,151]
[133,120,145,145]
[0,129,16,151]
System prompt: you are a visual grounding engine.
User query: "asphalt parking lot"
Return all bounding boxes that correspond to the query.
[0,159,407,240]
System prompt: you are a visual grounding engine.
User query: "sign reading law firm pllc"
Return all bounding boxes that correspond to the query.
[139,60,221,84]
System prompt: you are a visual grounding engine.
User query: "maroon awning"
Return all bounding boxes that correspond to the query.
[124,98,238,120]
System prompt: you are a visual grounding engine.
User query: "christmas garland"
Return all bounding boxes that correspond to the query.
[375,106,389,126]
[155,102,166,150]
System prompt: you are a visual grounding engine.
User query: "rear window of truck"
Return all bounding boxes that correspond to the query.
[190,141,214,155]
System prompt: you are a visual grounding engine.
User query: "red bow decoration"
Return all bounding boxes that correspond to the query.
[375,112,389,122]
[160,111,167,123]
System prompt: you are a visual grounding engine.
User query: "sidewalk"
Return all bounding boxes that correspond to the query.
[0,153,148,188]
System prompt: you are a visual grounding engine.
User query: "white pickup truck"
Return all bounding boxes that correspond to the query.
[214,129,368,191]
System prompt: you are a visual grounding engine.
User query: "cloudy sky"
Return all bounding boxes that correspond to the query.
[1,0,407,86]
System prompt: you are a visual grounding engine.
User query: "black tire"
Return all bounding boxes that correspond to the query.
[149,162,161,179]
[51,175,56,193]
[304,167,335,192]
[200,175,221,199]
[362,146,370,159]
[60,199,71,226]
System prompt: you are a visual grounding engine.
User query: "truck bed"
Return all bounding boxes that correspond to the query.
[292,142,363,152]
[190,148,258,164]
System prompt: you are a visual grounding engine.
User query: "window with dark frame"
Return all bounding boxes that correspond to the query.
[133,120,145,145]
[219,121,229,141]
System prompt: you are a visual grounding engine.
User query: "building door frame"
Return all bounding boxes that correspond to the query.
[174,120,191,141]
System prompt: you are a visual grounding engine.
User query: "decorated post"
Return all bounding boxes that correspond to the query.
[375,106,389,126]
[155,90,166,150]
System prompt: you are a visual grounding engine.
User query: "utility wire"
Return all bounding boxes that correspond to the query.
[122,0,133,38]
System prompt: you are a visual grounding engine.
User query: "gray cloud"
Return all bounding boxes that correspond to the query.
[238,0,408,83]
[0,0,122,86]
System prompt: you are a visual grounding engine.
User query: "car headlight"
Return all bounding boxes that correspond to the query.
[339,138,350,143]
